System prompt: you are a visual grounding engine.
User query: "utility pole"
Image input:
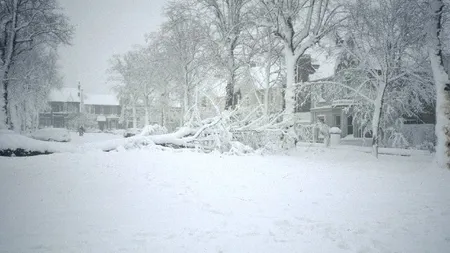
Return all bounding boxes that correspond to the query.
[77,82,84,113]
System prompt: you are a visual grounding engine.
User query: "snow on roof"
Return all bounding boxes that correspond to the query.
[48,88,119,106]
[307,46,337,81]
[84,94,119,106]
[49,88,80,103]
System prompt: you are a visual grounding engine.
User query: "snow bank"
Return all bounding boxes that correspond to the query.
[0,132,75,156]
[31,128,71,142]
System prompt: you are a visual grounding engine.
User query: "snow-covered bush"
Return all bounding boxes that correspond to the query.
[231,130,281,149]
[295,124,315,142]
[140,124,168,136]
[388,132,409,149]
[400,124,436,149]
[123,128,141,138]
[31,128,71,142]
[329,127,342,134]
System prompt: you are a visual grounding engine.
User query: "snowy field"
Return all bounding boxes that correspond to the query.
[1,136,450,252]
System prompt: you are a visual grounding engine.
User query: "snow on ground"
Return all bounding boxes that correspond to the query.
[69,132,123,144]
[31,128,71,142]
[0,132,76,154]
[1,147,449,252]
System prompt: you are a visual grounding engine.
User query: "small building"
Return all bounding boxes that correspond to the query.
[39,88,121,130]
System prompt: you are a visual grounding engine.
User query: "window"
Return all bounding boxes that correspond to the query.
[335,115,341,129]
[104,106,111,115]
[51,103,63,112]
[95,105,101,114]
[347,116,353,135]
[111,106,117,115]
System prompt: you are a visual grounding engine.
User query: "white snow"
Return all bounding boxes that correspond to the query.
[0,131,122,154]
[84,94,119,106]
[329,127,342,134]
[0,147,449,252]
[140,124,168,136]
[48,88,119,106]
[31,128,71,142]
[0,132,75,153]
[49,88,80,103]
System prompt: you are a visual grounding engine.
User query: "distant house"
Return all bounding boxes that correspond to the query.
[39,88,121,130]
[242,46,435,142]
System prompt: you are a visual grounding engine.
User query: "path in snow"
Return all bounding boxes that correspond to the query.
[0,148,449,252]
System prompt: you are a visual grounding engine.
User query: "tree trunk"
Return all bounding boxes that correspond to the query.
[132,100,137,129]
[224,45,236,110]
[284,47,296,116]
[183,66,190,122]
[264,45,272,118]
[0,0,18,129]
[144,96,150,126]
[371,83,387,158]
[428,0,450,168]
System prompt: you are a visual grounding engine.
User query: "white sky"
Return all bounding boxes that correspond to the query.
[58,0,168,94]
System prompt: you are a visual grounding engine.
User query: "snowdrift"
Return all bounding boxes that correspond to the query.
[0,131,75,157]
[31,128,71,142]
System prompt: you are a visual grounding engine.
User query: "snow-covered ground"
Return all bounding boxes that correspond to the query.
[69,132,123,144]
[0,146,449,252]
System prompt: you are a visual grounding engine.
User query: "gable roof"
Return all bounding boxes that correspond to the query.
[84,94,119,106]
[48,88,119,106]
[49,88,80,103]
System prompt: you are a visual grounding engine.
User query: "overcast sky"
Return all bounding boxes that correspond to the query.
[58,0,168,94]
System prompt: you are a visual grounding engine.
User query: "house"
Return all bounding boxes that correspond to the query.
[39,88,121,130]
[242,44,435,144]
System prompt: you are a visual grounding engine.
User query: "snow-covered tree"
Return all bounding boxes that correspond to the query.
[259,0,343,117]
[159,0,211,122]
[315,0,434,157]
[427,0,450,168]
[109,52,143,128]
[0,0,73,129]
[200,0,252,110]
[8,46,62,132]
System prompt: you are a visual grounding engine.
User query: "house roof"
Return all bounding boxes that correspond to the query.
[48,88,119,106]
[49,88,80,103]
[84,94,119,106]
[307,46,337,81]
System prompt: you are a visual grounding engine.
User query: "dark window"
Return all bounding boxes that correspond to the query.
[95,105,101,114]
[104,106,111,115]
[347,116,353,135]
[335,115,341,129]
[51,102,63,112]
